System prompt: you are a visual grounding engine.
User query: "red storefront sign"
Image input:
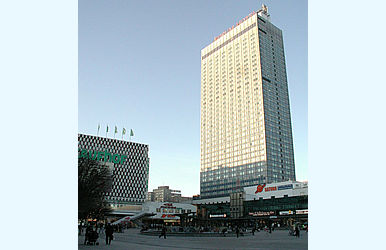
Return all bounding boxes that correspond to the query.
[161,214,176,218]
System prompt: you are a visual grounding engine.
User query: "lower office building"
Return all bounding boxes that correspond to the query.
[78,133,150,207]
[147,186,193,203]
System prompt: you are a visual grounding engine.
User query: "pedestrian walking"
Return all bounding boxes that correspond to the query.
[99,224,104,235]
[295,225,300,238]
[159,226,167,239]
[236,227,240,238]
[252,226,256,236]
[105,223,114,245]
[84,225,92,245]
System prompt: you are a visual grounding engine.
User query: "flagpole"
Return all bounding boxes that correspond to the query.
[121,128,125,140]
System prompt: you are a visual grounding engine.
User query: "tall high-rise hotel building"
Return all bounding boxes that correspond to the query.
[200,5,296,199]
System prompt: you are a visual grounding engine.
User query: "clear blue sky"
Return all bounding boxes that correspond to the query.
[79,0,307,197]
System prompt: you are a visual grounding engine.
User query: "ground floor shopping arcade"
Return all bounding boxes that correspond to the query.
[194,195,308,228]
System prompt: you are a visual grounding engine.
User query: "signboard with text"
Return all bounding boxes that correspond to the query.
[248,211,275,217]
[243,180,308,201]
[78,148,128,164]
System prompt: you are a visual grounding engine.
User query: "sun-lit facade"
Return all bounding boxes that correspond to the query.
[200,5,296,199]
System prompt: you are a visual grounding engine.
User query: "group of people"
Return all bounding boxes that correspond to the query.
[287,224,304,238]
[81,223,115,245]
[132,221,307,240]
[153,225,268,238]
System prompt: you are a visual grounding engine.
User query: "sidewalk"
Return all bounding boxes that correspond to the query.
[79,228,307,250]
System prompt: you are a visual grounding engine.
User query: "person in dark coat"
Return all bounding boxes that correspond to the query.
[159,226,167,239]
[84,225,92,245]
[295,225,300,238]
[252,226,256,236]
[105,224,114,245]
[222,228,227,237]
[235,227,240,238]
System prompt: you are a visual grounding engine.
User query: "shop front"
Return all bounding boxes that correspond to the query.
[195,195,307,228]
[141,202,196,227]
[244,196,308,228]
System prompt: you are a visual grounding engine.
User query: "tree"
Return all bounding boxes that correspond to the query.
[78,158,113,220]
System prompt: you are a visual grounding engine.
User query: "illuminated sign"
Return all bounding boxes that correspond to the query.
[296,209,308,215]
[209,214,227,218]
[78,148,127,164]
[214,11,257,41]
[279,210,294,215]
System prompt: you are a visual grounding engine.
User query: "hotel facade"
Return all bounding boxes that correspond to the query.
[200,5,296,199]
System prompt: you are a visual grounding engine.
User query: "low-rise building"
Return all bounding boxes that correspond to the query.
[147,186,193,203]
[141,201,197,225]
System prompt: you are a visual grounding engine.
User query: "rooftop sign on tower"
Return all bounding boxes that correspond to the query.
[257,4,270,21]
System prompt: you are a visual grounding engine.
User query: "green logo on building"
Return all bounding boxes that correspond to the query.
[78,149,128,164]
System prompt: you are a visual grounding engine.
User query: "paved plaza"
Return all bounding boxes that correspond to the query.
[78,228,307,250]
